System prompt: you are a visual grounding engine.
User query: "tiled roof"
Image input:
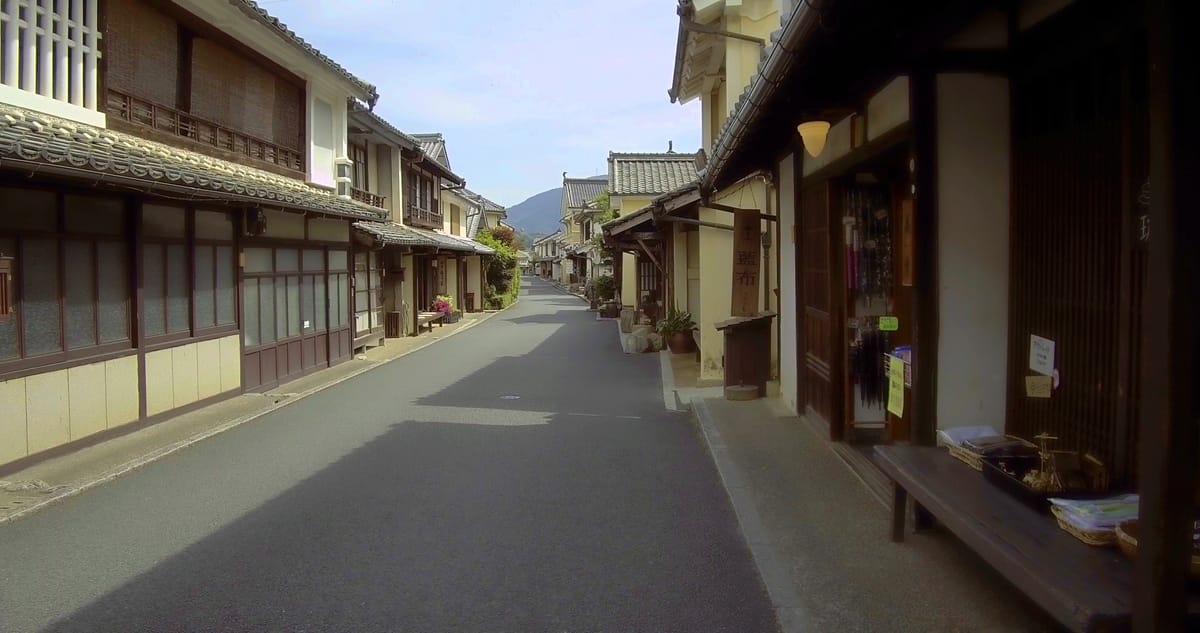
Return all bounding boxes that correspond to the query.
[405,226,495,254]
[0,104,386,221]
[231,1,378,104]
[411,133,450,170]
[465,207,483,238]
[462,187,505,214]
[607,152,700,196]
[561,177,609,210]
[354,221,438,247]
[348,108,420,150]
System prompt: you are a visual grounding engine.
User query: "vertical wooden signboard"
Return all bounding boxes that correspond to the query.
[731,210,760,317]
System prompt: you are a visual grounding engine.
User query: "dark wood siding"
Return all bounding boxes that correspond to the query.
[105,0,179,107]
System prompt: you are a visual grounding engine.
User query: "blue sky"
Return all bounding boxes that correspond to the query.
[262,0,702,207]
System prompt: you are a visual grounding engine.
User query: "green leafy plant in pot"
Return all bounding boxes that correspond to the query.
[592,275,619,318]
[656,307,697,354]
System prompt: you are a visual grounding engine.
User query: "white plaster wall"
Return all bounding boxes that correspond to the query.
[777,153,799,415]
[935,73,1011,431]
[309,94,336,188]
[867,76,911,142]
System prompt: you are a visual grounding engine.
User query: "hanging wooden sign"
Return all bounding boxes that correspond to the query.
[731,210,760,317]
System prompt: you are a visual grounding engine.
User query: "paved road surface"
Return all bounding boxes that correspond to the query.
[0,277,776,633]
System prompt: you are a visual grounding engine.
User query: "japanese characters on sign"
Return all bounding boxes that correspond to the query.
[731,210,760,317]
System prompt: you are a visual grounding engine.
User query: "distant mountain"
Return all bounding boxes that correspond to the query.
[506,188,563,235]
[507,175,606,236]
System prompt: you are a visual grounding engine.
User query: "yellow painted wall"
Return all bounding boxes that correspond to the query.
[445,258,460,307]
[0,353,142,466]
[145,334,241,417]
[402,254,416,333]
[466,256,483,311]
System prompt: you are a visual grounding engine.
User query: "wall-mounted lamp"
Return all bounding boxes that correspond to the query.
[797,121,831,158]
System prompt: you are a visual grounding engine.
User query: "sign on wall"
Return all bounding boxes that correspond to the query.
[1029,334,1055,376]
[731,210,760,317]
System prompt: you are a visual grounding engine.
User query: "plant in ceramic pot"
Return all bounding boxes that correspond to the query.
[592,275,620,318]
[656,307,697,354]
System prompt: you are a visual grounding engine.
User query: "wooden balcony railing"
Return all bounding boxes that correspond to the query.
[351,186,386,209]
[404,199,442,229]
[106,88,304,173]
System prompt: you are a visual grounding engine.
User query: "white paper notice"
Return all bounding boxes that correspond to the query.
[1029,335,1055,376]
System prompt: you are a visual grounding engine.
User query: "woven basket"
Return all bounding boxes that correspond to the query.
[1050,506,1116,546]
[947,443,983,471]
[1115,520,1200,577]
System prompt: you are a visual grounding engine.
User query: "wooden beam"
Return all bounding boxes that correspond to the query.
[1133,0,1199,630]
[637,239,664,275]
[702,202,779,221]
[657,216,734,231]
[910,70,938,448]
[682,19,765,45]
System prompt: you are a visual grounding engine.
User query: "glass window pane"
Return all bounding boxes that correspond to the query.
[21,239,61,356]
[97,242,129,343]
[143,204,186,238]
[65,195,124,235]
[354,252,367,272]
[276,249,299,273]
[195,246,215,329]
[328,250,347,271]
[275,276,287,340]
[259,278,275,344]
[0,188,57,231]
[290,276,302,336]
[195,210,233,241]
[65,241,96,349]
[303,249,324,272]
[244,247,272,273]
[243,278,259,346]
[144,245,165,337]
[166,244,189,333]
[216,246,235,325]
[300,276,313,333]
[314,274,326,331]
[0,238,18,359]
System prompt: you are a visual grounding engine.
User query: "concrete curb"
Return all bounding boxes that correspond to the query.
[658,351,679,412]
[0,304,512,527]
[691,398,815,633]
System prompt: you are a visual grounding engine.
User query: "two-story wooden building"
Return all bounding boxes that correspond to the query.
[0,0,408,469]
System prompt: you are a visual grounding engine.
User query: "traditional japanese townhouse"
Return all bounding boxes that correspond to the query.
[643,0,782,384]
[0,0,389,469]
[604,150,698,325]
[531,232,561,279]
[697,0,1198,629]
[560,175,608,286]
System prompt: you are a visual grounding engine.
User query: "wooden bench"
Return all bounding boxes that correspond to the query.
[415,311,445,333]
[874,445,1200,632]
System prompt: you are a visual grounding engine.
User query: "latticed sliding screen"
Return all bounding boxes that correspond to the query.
[1008,36,1147,484]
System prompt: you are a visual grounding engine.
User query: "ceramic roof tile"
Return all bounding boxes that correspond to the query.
[411,133,450,169]
[353,221,438,246]
[0,104,386,220]
[561,177,609,210]
[607,152,700,196]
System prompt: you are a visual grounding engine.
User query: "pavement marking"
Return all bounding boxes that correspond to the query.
[692,398,815,633]
[0,307,513,527]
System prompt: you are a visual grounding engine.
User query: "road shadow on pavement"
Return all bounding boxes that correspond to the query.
[40,411,778,633]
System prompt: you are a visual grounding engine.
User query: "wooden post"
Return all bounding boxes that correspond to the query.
[1133,1,1199,630]
[910,69,939,448]
[731,209,760,317]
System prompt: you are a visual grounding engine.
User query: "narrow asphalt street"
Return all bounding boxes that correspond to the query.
[0,277,777,633]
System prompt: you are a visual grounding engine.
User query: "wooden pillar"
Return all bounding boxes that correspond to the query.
[910,69,939,447]
[1133,0,1199,630]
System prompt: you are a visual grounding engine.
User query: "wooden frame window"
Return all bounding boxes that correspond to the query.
[353,250,383,335]
[0,188,132,370]
[143,205,237,344]
[350,142,369,191]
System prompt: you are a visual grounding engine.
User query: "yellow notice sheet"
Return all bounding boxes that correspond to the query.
[887,355,905,417]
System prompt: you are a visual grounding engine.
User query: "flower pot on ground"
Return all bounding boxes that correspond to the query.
[656,307,697,354]
[601,301,620,318]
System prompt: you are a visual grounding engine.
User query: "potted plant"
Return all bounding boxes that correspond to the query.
[656,307,697,354]
[592,275,619,318]
[434,294,459,324]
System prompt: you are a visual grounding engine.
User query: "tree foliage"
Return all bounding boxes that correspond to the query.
[476,228,521,309]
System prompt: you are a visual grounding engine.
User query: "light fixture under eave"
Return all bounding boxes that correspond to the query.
[797,121,831,158]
